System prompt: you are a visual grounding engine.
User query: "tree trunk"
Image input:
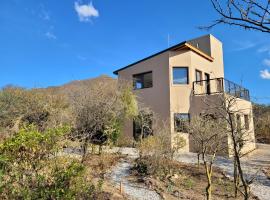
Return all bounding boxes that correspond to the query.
[206,181,212,200]
[202,152,213,200]
[233,158,240,197]
[235,151,250,200]
[140,123,144,142]
[228,111,250,199]
[197,153,200,168]
[205,164,212,200]
[81,138,88,163]
[231,133,250,200]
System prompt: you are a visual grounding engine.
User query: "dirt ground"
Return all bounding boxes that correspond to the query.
[83,153,128,200]
[131,157,258,200]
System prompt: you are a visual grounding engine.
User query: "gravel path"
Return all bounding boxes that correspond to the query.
[62,146,270,200]
[108,148,161,200]
[174,149,270,200]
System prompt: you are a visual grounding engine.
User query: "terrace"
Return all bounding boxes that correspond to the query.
[193,78,250,101]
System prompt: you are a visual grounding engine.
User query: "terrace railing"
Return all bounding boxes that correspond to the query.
[193,78,250,101]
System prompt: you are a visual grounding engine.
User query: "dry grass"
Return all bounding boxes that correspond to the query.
[56,151,126,199]
[83,153,124,178]
[132,156,258,200]
[116,134,134,147]
[82,153,127,199]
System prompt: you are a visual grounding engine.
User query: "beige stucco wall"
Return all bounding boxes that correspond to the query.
[225,95,256,156]
[169,35,225,152]
[117,51,171,139]
[115,34,255,157]
[188,93,256,157]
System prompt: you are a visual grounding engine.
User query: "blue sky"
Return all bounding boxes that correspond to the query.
[0,0,270,104]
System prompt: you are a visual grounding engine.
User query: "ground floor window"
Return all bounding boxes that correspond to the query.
[236,114,241,131]
[174,113,190,132]
[195,69,203,85]
[244,114,249,130]
[133,112,153,141]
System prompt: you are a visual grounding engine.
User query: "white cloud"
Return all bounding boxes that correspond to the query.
[233,40,258,51]
[41,10,50,21]
[260,69,270,79]
[74,1,99,22]
[45,31,57,40]
[258,46,270,54]
[263,58,270,67]
[38,4,51,21]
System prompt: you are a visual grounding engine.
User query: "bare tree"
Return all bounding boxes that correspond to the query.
[204,0,270,33]
[0,86,70,132]
[201,94,254,199]
[133,104,153,142]
[70,78,137,162]
[189,115,227,200]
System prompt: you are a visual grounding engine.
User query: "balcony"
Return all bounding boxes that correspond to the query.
[193,78,250,101]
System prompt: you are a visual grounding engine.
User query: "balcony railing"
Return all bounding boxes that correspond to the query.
[193,78,250,101]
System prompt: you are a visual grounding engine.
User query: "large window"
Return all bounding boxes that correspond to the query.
[133,71,153,90]
[195,69,203,85]
[173,67,189,84]
[174,113,190,132]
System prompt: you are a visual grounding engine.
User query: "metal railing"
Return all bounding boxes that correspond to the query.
[193,78,250,101]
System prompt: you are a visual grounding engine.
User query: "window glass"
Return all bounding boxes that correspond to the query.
[174,113,190,132]
[216,78,223,92]
[244,115,249,130]
[236,114,241,131]
[173,67,188,84]
[195,70,203,85]
[133,71,153,89]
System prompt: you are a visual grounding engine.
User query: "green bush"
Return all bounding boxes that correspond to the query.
[0,126,95,199]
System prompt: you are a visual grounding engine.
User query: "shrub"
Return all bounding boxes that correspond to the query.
[136,124,186,179]
[0,86,70,132]
[0,126,95,199]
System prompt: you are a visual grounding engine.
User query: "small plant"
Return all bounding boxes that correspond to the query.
[97,179,104,192]
[135,159,149,175]
[166,182,174,193]
[183,178,194,190]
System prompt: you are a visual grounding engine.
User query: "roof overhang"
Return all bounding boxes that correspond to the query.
[172,43,214,62]
[113,42,214,75]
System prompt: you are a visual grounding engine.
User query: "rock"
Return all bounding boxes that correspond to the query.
[173,190,186,199]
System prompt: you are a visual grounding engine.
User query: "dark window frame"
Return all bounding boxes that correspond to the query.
[244,114,249,130]
[174,113,190,133]
[195,69,203,85]
[172,67,189,85]
[236,114,241,131]
[133,71,153,90]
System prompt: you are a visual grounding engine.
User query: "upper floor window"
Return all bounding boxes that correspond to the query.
[174,113,190,132]
[173,67,189,84]
[195,70,203,85]
[133,71,153,90]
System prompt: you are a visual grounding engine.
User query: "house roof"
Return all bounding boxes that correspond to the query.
[113,41,214,75]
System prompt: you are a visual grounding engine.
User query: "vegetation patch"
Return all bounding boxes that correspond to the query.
[132,156,256,200]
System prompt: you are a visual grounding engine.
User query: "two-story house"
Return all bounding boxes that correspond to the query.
[113,34,256,156]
